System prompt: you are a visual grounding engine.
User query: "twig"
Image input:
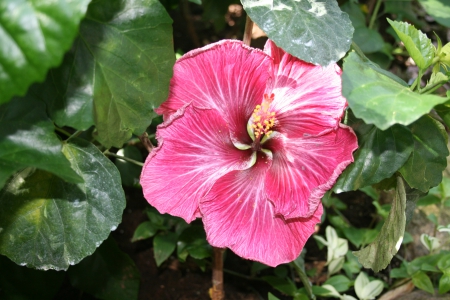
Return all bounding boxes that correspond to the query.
[368,0,383,30]
[243,15,254,46]
[210,247,225,300]
[139,132,154,153]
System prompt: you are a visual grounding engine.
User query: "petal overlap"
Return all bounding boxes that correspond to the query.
[200,153,322,267]
[141,104,254,223]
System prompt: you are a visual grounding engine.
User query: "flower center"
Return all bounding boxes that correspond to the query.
[250,93,276,139]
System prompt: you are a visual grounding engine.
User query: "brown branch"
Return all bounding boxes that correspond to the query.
[209,247,225,300]
[243,15,254,46]
[139,132,154,153]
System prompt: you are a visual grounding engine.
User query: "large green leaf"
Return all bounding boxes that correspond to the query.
[399,115,448,192]
[334,114,413,192]
[353,177,406,272]
[387,19,434,70]
[0,92,83,189]
[343,51,448,130]
[241,0,353,66]
[0,254,65,299]
[0,138,125,270]
[418,0,450,27]
[68,236,140,300]
[0,0,91,104]
[44,0,175,147]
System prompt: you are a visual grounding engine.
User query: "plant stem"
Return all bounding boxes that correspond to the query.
[67,130,82,142]
[243,15,253,46]
[291,261,315,300]
[368,0,383,30]
[55,126,72,137]
[139,132,154,153]
[211,247,225,300]
[103,150,144,167]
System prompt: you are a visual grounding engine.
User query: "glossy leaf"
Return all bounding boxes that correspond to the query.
[44,0,175,147]
[418,0,450,27]
[0,254,65,299]
[0,138,125,270]
[343,51,448,130]
[153,232,177,267]
[387,19,434,69]
[0,93,83,189]
[334,114,413,192]
[241,0,353,66]
[353,177,406,272]
[68,236,140,300]
[399,116,448,192]
[0,0,90,104]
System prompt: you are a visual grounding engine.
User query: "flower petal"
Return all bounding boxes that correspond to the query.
[140,104,254,223]
[157,40,271,144]
[264,40,347,138]
[200,152,323,267]
[264,125,357,219]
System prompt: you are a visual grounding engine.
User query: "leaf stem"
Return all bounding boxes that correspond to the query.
[67,130,82,142]
[291,261,315,300]
[368,0,383,30]
[243,15,254,46]
[210,247,225,300]
[55,126,72,137]
[103,150,144,167]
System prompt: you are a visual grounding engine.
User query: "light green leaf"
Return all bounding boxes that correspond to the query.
[361,280,384,300]
[241,0,353,66]
[68,236,140,300]
[44,0,175,147]
[354,272,370,299]
[387,19,434,69]
[0,0,91,104]
[412,271,434,294]
[343,51,448,130]
[439,272,450,294]
[353,177,406,272]
[334,114,413,192]
[153,232,177,267]
[324,275,351,293]
[0,138,126,270]
[399,115,448,192]
[0,93,83,189]
[418,0,450,27]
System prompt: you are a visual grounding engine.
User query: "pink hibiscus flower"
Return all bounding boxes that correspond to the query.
[141,39,358,267]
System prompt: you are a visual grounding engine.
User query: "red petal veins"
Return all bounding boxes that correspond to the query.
[141,104,254,223]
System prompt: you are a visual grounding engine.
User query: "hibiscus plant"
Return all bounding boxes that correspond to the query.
[1,0,450,299]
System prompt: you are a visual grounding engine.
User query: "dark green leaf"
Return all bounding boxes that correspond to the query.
[177,225,211,261]
[435,101,450,129]
[241,0,353,66]
[334,115,413,192]
[44,0,175,147]
[418,0,450,27]
[439,273,450,294]
[0,254,65,299]
[384,0,424,27]
[0,94,83,189]
[153,232,177,267]
[131,221,158,242]
[353,177,406,272]
[324,275,352,293]
[412,271,434,294]
[387,19,434,69]
[0,0,90,104]
[115,146,143,187]
[0,138,125,270]
[399,116,448,192]
[417,194,441,206]
[343,51,448,130]
[262,276,297,296]
[390,265,409,278]
[68,236,140,300]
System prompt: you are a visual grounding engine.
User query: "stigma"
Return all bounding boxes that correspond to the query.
[251,93,276,139]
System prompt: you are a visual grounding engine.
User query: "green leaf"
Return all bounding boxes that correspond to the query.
[399,116,448,192]
[131,221,158,242]
[387,19,434,70]
[353,177,406,272]
[0,138,126,270]
[0,254,65,299]
[44,0,175,147]
[268,292,281,300]
[342,51,448,130]
[412,271,434,294]
[262,276,297,296]
[241,0,353,66]
[324,275,352,293]
[68,236,140,300]
[341,2,384,54]
[0,94,83,190]
[0,0,91,104]
[435,101,450,129]
[115,146,143,187]
[418,0,450,27]
[439,272,450,294]
[437,253,450,271]
[334,114,413,192]
[153,232,177,267]
[177,225,211,262]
